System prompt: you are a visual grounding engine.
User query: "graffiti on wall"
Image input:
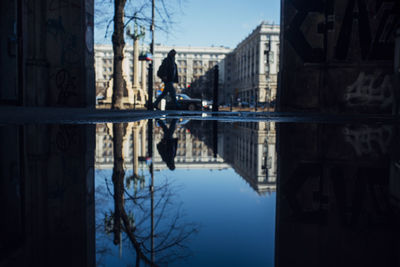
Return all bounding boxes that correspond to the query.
[344,71,393,109]
[56,124,79,152]
[46,0,84,106]
[335,1,399,60]
[285,0,400,62]
[343,125,393,156]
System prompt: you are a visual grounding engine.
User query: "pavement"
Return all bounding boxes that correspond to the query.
[0,106,399,124]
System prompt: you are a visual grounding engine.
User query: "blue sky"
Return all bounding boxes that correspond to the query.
[95,0,280,49]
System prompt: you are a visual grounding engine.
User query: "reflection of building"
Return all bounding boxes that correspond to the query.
[220,122,277,194]
[95,120,276,194]
[186,120,277,195]
[224,23,280,104]
[95,121,148,185]
[153,120,227,170]
[95,121,228,171]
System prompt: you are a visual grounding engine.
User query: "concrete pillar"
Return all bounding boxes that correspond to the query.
[276,122,397,267]
[0,0,18,103]
[21,0,95,107]
[0,124,95,266]
[279,0,400,114]
[394,28,400,114]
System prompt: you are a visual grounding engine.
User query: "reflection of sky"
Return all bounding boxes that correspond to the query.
[95,168,275,267]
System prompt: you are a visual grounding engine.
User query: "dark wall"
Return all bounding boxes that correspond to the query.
[0,125,95,267]
[0,0,18,103]
[278,0,400,113]
[0,0,95,107]
[276,122,400,267]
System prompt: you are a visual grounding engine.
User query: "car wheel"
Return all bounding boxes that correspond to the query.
[188,103,196,111]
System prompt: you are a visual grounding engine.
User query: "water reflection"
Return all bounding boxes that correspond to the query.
[3,119,400,266]
[94,120,277,266]
[96,120,277,195]
[156,119,178,170]
[96,121,198,266]
[0,124,95,267]
[276,123,400,267]
[186,121,277,194]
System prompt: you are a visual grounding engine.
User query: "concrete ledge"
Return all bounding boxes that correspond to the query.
[0,106,399,124]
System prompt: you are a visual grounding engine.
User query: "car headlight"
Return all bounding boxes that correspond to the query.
[202,100,207,106]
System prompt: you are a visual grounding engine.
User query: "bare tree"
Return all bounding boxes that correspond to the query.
[98,122,198,266]
[95,0,184,109]
[111,0,127,109]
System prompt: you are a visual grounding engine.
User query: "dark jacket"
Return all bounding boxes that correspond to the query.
[157,138,178,169]
[161,56,179,83]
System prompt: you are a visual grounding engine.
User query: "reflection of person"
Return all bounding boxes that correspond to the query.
[154,49,179,109]
[157,119,178,170]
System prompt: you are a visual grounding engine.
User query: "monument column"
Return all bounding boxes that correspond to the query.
[126,21,145,108]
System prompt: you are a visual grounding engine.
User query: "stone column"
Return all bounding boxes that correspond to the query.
[133,39,140,90]
[132,123,139,177]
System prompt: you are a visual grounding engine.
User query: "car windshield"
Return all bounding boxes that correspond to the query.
[177,94,191,100]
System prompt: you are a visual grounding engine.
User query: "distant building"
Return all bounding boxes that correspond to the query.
[94,44,231,105]
[94,23,279,107]
[152,45,232,97]
[225,23,280,105]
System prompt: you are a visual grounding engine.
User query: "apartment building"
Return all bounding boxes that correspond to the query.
[94,44,231,104]
[225,23,280,105]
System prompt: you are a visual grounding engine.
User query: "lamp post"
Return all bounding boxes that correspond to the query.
[126,20,145,108]
[147,0,155,110]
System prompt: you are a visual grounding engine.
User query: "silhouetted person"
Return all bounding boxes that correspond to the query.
[157,119,178,170]
[154,49,179,109]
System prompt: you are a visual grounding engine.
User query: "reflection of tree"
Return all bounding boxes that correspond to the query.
[103,122,198,266]
[126,173,146,193]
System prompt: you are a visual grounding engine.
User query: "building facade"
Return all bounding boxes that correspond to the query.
[225,23,280,105]
[94,44,231,105]
[94,24,279,107]
[152,45,231,93]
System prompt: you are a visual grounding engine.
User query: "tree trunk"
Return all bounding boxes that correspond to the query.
[112,0,127,109]
[112,123,125,244]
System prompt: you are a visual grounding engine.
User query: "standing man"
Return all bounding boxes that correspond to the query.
[153,49,179,109]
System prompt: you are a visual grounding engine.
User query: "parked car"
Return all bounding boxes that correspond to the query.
[165,94,203,110]
[202,100,213,110]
